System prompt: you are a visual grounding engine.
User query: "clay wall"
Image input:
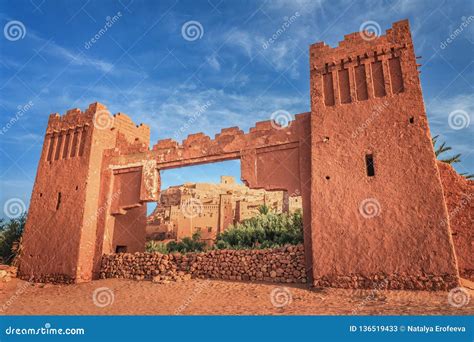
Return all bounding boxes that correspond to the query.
[19,104,151,282]
[308,20,459,288]
[19,106,96,283]
[437,161,474,279]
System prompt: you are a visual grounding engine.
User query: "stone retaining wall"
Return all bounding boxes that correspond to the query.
[100,245,307,284]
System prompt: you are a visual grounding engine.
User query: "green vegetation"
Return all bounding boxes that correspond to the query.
[258,204,269,215]
[215,209,303,250]
[0,214,26,264]
[167,232,206,253]
[432,135,473,179]
[145,240,168,254]
[145,208,304,254]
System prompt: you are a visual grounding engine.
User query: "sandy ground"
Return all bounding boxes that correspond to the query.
[1,278,473,315]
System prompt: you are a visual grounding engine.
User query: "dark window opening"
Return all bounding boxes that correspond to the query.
[365,154,375,177]
[56,192,62,210]
[75,185,79,190]
[325,176,330,180]
[207,227,212,232]
[115,245,127,253]
[409,117,414,124]
[39,193,43,198]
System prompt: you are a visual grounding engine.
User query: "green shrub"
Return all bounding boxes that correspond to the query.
[167,231,206,253]
[216,210,303,250]
[0,214,26,264]
[145,240,168,254]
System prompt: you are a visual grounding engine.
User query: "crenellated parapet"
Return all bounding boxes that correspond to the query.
[148,114,308,170]
[44,103,151,163]
[43,103,105,163]
[112,112,150,145]
[310,20,414,107]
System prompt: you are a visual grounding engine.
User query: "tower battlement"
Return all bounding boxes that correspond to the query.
[310,20,415,108]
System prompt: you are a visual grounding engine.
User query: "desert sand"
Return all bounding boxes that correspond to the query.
[1,278,473,315]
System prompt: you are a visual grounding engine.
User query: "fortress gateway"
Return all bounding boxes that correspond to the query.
[19,20,472,289]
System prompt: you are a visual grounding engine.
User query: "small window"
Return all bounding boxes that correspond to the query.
[115,245,127,253]
[409,117,414,124]
[56,192,62,210]
[365,154,375,177]
[207,227,212,232]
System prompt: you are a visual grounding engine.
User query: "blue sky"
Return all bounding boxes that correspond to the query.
[0,0,472,218]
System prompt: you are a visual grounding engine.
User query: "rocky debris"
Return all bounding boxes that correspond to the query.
[17,273,75,284]
[100,245,307,284]
[313,273,459,291]
[152,271,192,284]
[0,265,17,282]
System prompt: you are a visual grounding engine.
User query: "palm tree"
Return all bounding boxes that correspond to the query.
[432,135,473,179]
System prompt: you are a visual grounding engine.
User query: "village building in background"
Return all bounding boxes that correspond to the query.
[146,176,302,245]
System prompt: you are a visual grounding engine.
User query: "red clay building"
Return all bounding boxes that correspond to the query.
[18,20,471,289]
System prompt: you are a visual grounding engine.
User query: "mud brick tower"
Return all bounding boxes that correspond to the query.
[19,20,463,288]
[19,103,152,282]
[309,20,459,288]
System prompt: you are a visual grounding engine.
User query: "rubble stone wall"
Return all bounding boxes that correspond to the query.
[100,245,307,284]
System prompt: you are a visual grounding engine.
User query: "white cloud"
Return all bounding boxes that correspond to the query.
[206,54,221,71]
[427,93,474,126]
[29,32,114,73]
[226,30,256,58]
